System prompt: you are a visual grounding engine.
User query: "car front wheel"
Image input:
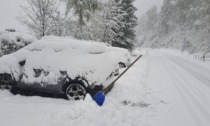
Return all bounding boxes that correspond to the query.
[66,83,87,100]
[0,74,13,90]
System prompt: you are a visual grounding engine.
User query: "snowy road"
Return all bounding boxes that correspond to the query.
[0,49,210,126]
[147,49,210,126]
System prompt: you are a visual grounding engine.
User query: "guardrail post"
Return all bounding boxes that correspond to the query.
[203,54,205,62]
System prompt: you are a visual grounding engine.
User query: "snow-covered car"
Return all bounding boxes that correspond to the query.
[0,37,131,100]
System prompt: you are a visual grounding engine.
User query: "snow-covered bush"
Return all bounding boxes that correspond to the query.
[0,31,35,56]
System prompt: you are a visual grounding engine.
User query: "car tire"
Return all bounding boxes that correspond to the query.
[65,82,87,100]
[0,74,13,90]
[10,87,19,95]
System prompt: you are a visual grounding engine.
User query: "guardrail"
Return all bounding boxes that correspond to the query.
[193,54,210,62]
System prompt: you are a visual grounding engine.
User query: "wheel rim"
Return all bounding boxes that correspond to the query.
[66,84,86,100]
[0,74,13,90]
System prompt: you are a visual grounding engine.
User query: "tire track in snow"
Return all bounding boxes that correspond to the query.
[160,59,204,126]
[168,56,210,87]
[167,56,210,104]
[162,57,210,126]
[171,63,210,124]
[147,53,199,126]
[166,55,210,104]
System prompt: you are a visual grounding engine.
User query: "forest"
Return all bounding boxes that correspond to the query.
[137,0,210,54]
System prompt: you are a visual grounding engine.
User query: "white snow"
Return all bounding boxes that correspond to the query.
[0,31,35,45]
[145,49,210,126]
[0,31,35,56]
[1,48,210,126]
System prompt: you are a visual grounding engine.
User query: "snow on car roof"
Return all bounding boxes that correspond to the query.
[23,36,106,53]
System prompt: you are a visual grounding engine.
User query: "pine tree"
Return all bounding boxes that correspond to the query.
[137,0,210,53]
[112,0,138,51]
[175,0,194,27]
[203,0,210,29]
[65,0,100,27]
[145,6,159,31]
[159,0,174,35]
[72,0,125,43]
[100,0,123,44]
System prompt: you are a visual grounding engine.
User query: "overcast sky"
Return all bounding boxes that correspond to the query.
[0,0,28,32]
[0,0,163,33]
[134,0,163,16]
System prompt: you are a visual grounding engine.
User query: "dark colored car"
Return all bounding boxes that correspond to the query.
[0,37,131,100]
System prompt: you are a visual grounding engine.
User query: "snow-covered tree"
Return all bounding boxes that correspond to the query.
[137,0,210,54]
[49,12,66,36]
[159,0,174,35]
[137,6,159,48]
[65,0,100,26]
[61,0,128,45]
[91,0,124,44]
[56,0,138,50]
[18,0,58,38]
[145,6,159,31]
[112,0,138,50]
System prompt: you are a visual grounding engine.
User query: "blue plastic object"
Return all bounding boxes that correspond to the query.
[93,91,105,106]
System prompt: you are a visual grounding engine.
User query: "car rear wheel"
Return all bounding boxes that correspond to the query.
[0,74,13,90]
[66,83,87,100]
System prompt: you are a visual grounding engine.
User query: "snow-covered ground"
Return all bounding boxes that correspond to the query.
[0,49,210,126]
